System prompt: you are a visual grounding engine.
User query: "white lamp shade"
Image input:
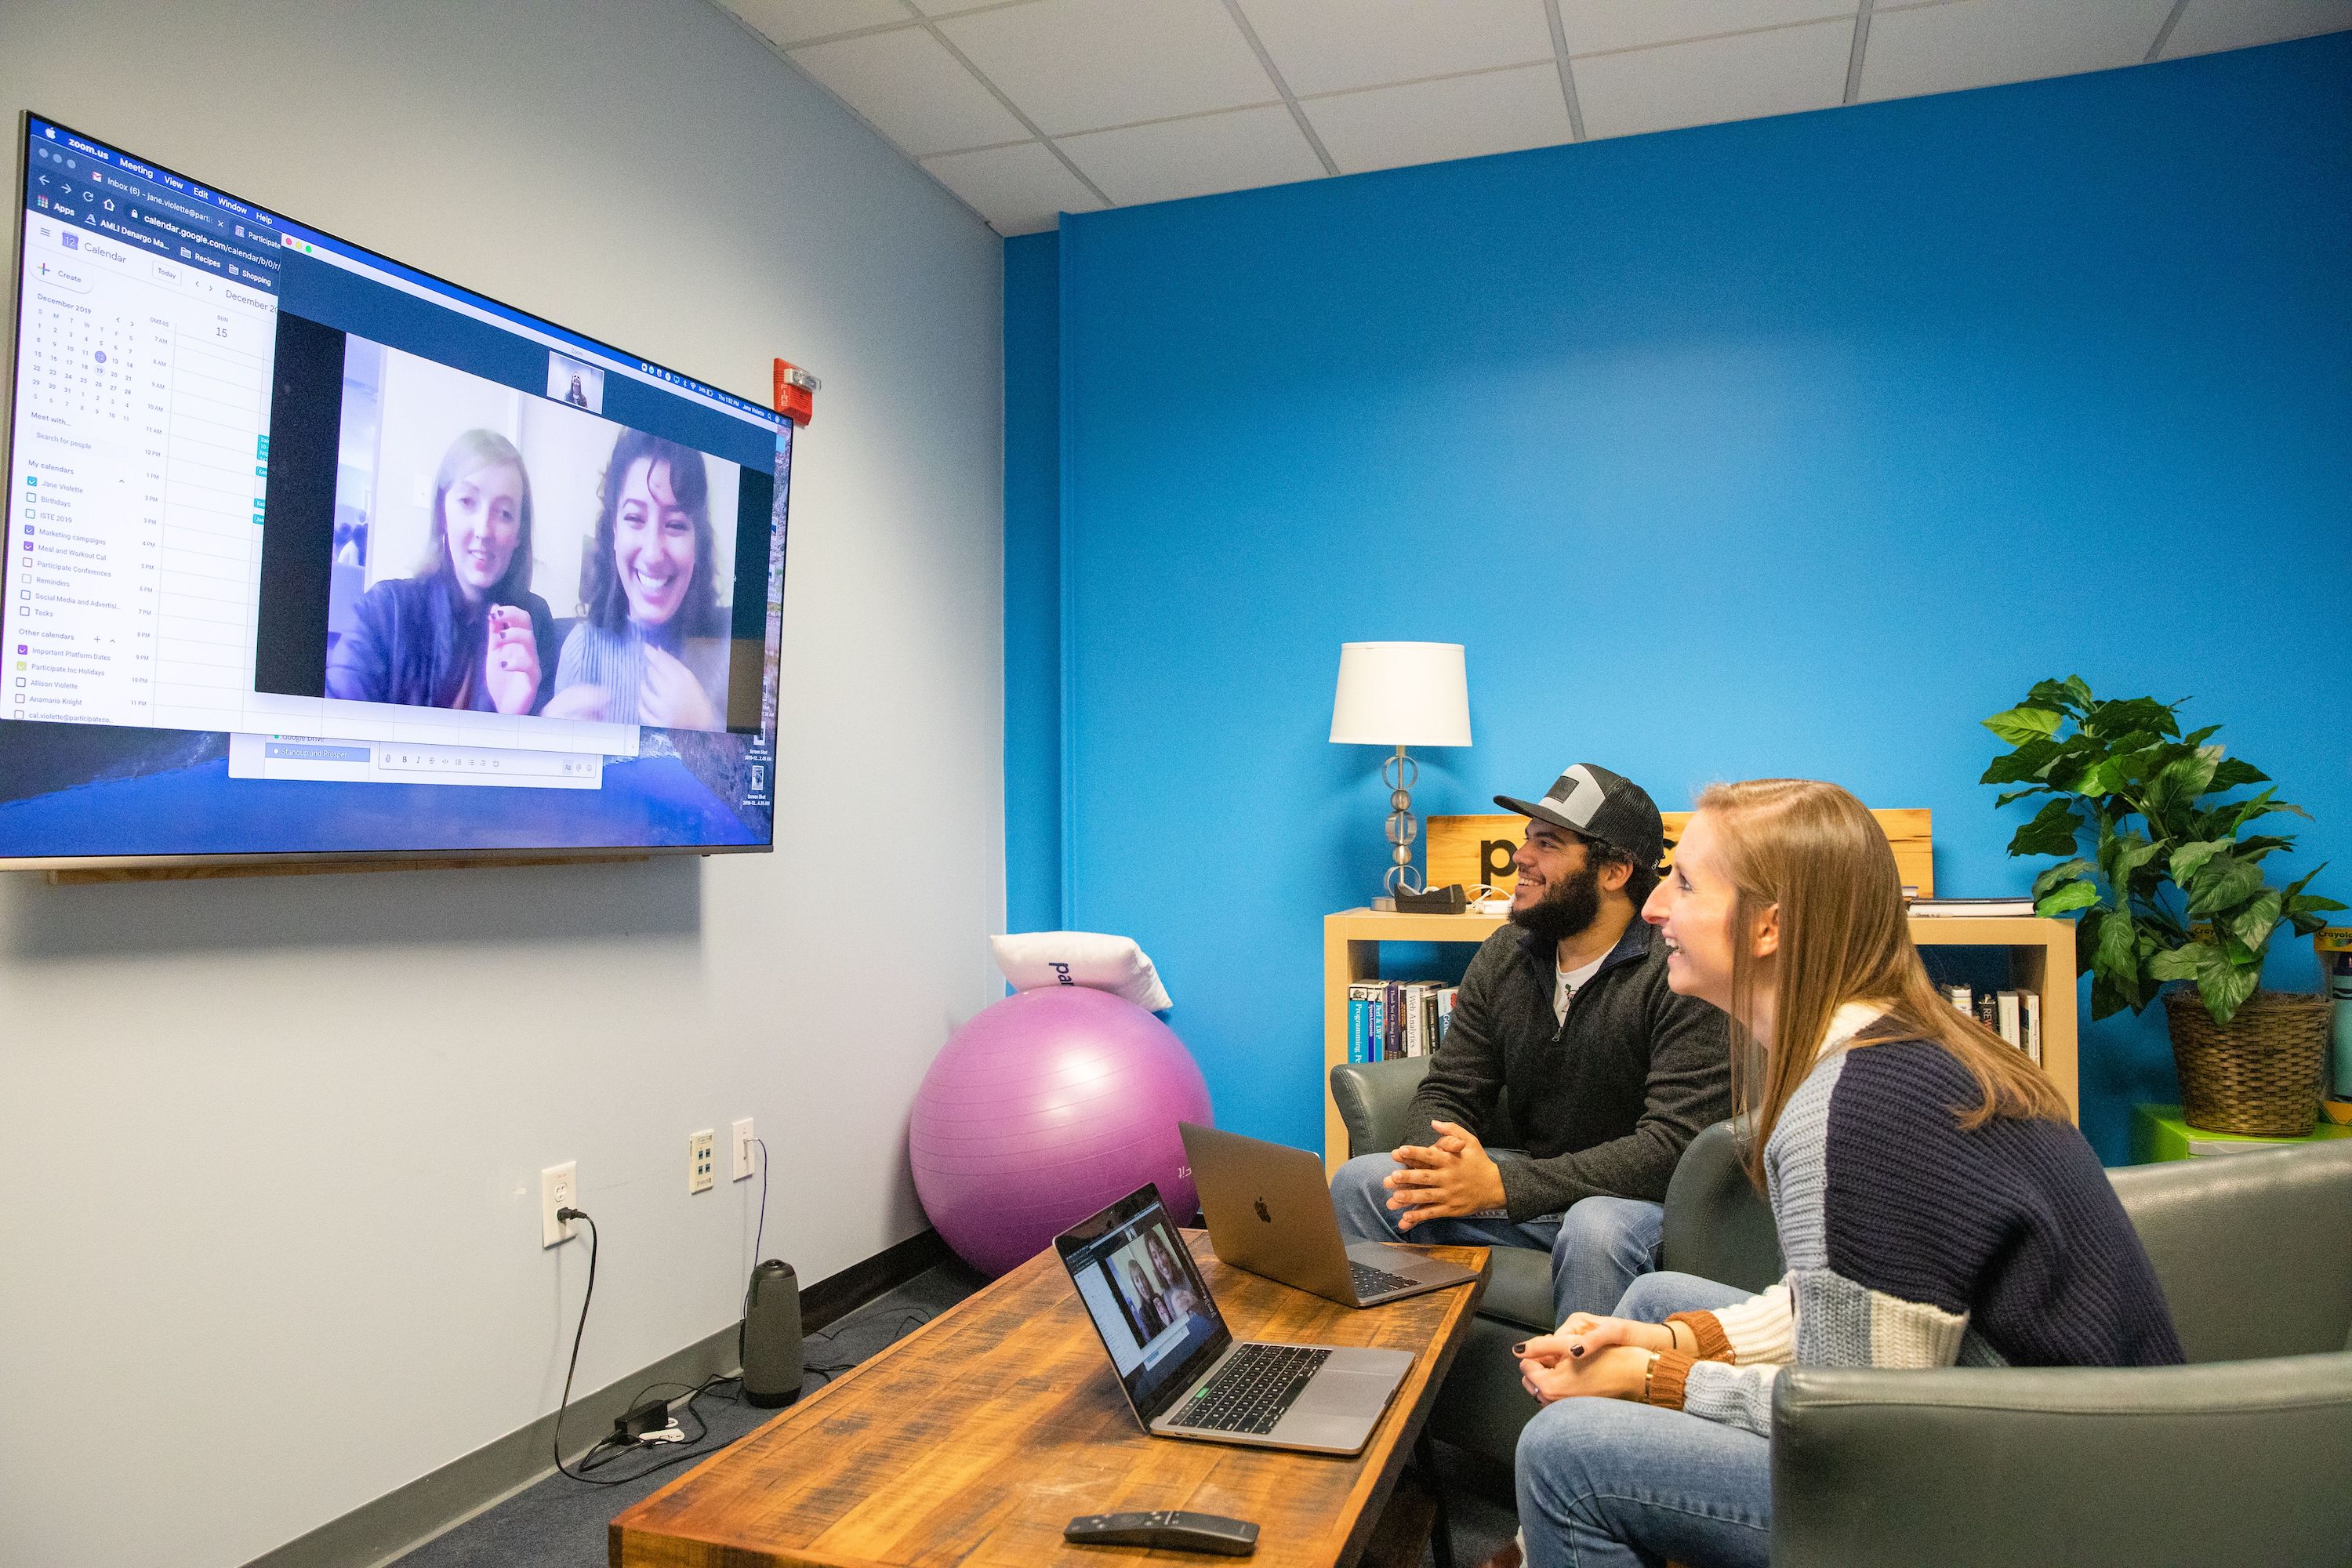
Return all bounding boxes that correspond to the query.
[1329,642,1472,746]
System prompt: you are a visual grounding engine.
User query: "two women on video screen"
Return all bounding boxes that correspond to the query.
[327,426,729,731]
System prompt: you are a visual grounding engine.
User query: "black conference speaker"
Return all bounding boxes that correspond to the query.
[741,1259,804,1407]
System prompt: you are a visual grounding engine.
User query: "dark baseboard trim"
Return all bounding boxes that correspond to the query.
[241,1228,951,1568]
[799,1227,951,1333]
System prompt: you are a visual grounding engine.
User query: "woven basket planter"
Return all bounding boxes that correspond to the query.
[2165,988,2332,1138]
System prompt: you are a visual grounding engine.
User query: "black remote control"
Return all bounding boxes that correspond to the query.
[1065,1511,1259,1555]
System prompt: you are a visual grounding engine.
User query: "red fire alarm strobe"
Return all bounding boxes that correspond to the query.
[773,358,819,426]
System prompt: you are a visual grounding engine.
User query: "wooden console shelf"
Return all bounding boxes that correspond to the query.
[1322,909,2078,1171]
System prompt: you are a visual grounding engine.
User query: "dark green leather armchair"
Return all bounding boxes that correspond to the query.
[1328,1055,1780,1471]
[1772,1139,2352,1568]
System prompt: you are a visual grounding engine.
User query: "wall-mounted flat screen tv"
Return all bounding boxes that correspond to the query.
[3,114,790,870]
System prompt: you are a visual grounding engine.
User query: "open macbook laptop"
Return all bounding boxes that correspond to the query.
[1054,1185,1411,1455]
[1181,1122,1483,1308]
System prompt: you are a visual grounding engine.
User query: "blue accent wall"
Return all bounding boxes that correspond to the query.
[1004,230,1063,935]
[1007,38,2352,1164]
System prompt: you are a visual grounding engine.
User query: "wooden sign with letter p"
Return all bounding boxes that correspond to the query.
[1425,809,1934,899]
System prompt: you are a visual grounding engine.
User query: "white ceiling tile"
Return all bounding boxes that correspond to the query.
[1560,0,1855,56]
[1576,18,1850,139]
[1235,0,1555,97]
[938,0,1277,135]
[922,143,1105,233]
[2161,0,2352,57]
[906,0,1006,13]
[1058,103,1328,205]
[1301,64,1573,174]
[1861,0,2176,101]
[723,0,918,48]
[788,26,1029,156]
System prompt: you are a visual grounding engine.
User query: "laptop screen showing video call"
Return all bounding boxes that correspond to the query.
[2,115,789,862]
[1065,1196,1227,1415]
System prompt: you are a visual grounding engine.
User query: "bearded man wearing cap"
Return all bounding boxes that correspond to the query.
[1330,762,1733,1323]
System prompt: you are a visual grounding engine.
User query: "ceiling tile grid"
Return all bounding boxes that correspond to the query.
[1061,101,1330,205]
[1861,0,2180,103]
[1575,16,1854,141]
[1240,0,1558,96]
[2160,0,2352,56]
[1558,0,1857,56]
[1303,61,1577,176]
[712,0,2352,236]
[922,142,1108,234]
[939,0,1280,136]
[787,24,1032,155]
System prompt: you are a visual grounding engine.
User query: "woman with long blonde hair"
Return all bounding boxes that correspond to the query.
[326,427,557,714]
[1497,779,2180,1568]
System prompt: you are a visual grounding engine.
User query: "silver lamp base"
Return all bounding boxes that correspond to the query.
[1381,744,1424,896]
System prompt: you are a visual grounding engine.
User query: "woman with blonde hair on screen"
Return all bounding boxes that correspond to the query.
[1490,779,2180,1568]
[327,428,557,714]
[1142,1228,1198,1321]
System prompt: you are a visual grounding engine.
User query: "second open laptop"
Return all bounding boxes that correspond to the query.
[1180,1122,1483,1308]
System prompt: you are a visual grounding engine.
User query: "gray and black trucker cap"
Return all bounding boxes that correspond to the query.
[1494,763,1668,869]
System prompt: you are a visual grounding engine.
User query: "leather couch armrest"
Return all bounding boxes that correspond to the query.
[1771,1352,2352,1568]
[1327,1057,1430,1162]
[2110,1142,2352,1361]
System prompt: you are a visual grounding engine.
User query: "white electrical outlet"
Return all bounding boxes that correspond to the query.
[541,1162,578,1247]
[731,1118,756,1181]
[689,1130,716,1194]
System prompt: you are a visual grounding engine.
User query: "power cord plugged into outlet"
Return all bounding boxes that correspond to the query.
[546,1145,938,1487]
[547,1206,749,1488]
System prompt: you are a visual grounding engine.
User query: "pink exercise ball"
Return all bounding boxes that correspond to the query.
[910,986,1212,1277]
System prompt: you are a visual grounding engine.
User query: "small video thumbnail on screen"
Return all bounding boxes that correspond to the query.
[322,339,741,731]
[1099,1223,1205,1349]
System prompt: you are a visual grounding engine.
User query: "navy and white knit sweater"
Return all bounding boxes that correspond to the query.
[1651,1004,2183,1436]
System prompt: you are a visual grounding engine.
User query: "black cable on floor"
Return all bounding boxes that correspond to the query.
[549,1201,935,1484]
[550,1213,750,1489]
[801,1308,934,1388]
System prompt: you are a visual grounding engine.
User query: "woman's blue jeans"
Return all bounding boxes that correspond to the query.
[1514,1271,1771,1568]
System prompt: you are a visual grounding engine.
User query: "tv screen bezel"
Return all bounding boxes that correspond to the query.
[1,112,790,875]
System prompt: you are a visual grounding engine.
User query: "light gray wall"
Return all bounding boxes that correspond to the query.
[0,4,1004,1564]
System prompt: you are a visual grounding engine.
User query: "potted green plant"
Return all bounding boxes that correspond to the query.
[1981,677,2344,1136]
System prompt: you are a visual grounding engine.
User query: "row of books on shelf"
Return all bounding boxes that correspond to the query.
[1944,983,2042,1065]
[1347,981,1458,1063]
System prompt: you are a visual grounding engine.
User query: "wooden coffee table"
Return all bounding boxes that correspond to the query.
[611,1232,1490,1568]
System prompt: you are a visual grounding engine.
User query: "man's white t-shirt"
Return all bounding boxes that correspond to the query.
[1554,953,1606,1027]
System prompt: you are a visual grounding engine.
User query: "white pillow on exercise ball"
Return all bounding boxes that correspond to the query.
[989,931,1174,1012]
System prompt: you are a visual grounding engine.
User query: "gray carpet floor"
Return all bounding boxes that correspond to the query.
[392,1261,985,1568]
[393,1258,1516,1568]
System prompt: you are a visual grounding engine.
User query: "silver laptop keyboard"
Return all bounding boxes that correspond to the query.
[1168,1342,1330,1435]
[1350,1259,1420,1298]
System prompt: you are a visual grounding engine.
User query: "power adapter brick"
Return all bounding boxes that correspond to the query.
[615,1398,671,1442]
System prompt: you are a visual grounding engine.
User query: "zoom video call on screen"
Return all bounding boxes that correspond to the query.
[3,115,791,862]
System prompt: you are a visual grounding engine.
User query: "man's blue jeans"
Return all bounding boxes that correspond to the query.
[1516,1271,1770,1568]
[1327,1152,1664,1326]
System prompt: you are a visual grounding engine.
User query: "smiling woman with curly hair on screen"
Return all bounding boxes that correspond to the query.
[543,427,730,731]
